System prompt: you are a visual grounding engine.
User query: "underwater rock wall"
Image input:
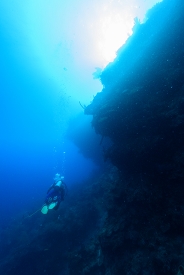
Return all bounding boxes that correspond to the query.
[85,0,184,179]
[81,0,184,274]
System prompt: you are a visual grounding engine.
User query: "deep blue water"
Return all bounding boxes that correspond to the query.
[0,0,160,227]
[0,18,98,227]
[1,0,184,274]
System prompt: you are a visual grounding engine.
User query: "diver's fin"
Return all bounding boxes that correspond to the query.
[48,202,58,209]
[41,204,49,214]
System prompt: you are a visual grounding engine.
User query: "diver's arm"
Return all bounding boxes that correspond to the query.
[47,183,55,194]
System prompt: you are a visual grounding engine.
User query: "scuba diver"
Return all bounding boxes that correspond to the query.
[41,173,66,215]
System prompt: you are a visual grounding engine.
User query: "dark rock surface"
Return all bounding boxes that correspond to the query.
[86,0,184,178]
[84,0,184,273]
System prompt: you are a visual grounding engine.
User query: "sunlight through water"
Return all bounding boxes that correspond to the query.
[24,0,163,82]
[0,0,163,102]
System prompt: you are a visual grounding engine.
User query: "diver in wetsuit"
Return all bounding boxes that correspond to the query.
[41,173,66,214]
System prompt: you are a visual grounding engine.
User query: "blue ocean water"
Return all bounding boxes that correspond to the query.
[0,12,98,227]
[0,0,161,227]
[2,0,184,274]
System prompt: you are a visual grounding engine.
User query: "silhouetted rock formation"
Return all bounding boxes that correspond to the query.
[86,0,184,179]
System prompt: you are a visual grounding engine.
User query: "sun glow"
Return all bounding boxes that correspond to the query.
[97,13,134,64]
[22,0,163,94]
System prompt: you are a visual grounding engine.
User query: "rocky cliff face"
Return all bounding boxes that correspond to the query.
[85,0,184,179]
[82,0,184,274]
